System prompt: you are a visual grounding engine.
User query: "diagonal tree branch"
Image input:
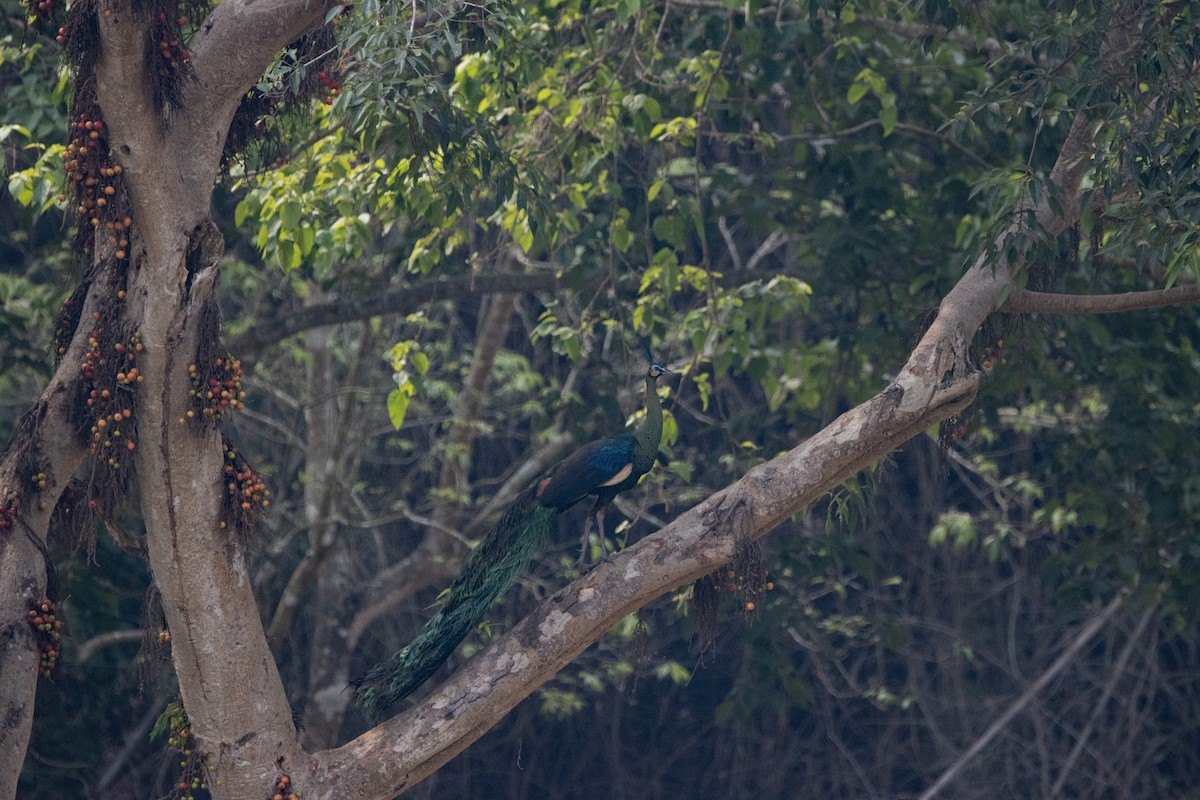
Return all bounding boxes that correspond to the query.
[1006,285,1200,315]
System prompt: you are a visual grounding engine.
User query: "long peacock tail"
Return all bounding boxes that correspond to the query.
[352,485,556,720]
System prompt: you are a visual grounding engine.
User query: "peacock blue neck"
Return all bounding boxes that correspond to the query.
[633,373,663,474]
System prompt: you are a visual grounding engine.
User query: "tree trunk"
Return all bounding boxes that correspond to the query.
[89,1,334,794]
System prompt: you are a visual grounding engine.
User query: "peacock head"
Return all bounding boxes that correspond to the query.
[642,339,668,380]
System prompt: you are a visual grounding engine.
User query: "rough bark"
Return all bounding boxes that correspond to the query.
[89,0,336,795]
[0,262,120,795]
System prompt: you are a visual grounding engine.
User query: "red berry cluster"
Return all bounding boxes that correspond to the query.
[269,773,299,800]
[221,442,270,529]
[318,69,342,105]
[154,12,191,76]
[83,327,142,470]
[161,702,208,800]
[0,499,17,534]
[980,338,1004,371]
[25,0,55,26]
[61,109,128,243]
[184,355,246,422]
[27,599,62,677]
[709,568,773,613]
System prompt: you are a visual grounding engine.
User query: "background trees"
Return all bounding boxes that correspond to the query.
[3,0,1200,798]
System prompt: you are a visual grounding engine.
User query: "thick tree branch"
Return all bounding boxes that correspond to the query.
[188,0,345,107]
[0,265,114,796]
[1006,285,1200,315]
[312,352,981,795]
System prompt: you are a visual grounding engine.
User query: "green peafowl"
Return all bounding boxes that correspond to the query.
[534,360,666,563]
[351,359,667,720]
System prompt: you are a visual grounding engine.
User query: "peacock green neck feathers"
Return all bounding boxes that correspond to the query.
[631,370,663,478]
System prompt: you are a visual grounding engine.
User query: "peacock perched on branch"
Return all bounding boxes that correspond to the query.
[352,358,667,720]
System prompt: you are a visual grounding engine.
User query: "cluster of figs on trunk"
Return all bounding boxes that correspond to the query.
[182,355,247,423]
[220,441,270,529]
[709,567,774,613]
[269,773,300,800]
[27,598,62,677]
[154,11,191,76]
[161,703,208,800]
[60,108,129,241]
[83,324,143,469]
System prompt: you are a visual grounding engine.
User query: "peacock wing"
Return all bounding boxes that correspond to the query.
[536,433,636,509]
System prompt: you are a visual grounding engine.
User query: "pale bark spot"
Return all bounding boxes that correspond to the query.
[538,610,571,641]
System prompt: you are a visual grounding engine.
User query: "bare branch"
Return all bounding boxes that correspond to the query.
[1049,601,1158,797]
[1005,285,1200,315]
[430,291,519,532]
[916,594,1124,800]
[75,629,143,664]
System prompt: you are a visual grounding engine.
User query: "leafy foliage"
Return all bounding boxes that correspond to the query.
[4,0,1200,797]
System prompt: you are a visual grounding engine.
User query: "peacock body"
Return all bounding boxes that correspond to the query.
[535,362,665,561]
[353,487,555,719]
[352,361,666,719]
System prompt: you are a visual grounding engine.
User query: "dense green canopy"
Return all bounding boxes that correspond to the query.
[2,0,1200,797]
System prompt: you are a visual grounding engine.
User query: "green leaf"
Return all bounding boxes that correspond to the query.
[661,409,678,446]
[411,351,430,375]
[880,103,897,137]
[387,386,413,430]
[0,124,31,143]
[298,223,315,255]
[281,200,302,231]
[652,214,686,249]
[668,461,693,482]
[234,198,252,228]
